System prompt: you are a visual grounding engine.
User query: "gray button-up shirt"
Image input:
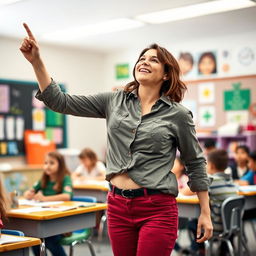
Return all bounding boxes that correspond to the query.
[36,80,210,196]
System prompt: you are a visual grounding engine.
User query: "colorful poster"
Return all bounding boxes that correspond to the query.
[46,109,63,126]
[46,127,63,144]
[198,83,215,103]
[16,117,25,140]
[32,108,45,130]
[197,51,217,76]
[0,142,7,155]
[6,116,15,140]
[0,85,9,112]
[226,111,249,125]
[224,83,250,111]
[199,106,215,127]
[115,63,129,80]
[0,116,4,140]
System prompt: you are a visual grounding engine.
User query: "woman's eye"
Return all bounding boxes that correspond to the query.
[151,59,158,63]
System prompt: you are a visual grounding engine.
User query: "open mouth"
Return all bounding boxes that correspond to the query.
[139,68,151,73]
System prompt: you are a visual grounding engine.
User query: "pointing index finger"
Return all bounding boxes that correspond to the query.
[23,23,36,41]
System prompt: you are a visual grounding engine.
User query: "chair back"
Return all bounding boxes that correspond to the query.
[221,195,245,237]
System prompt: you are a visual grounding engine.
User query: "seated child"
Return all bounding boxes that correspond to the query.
[238,150,256,185]
[72,148,106,182]
[228,145,250,180]
[207,149,238,233]
[24,151,72,256]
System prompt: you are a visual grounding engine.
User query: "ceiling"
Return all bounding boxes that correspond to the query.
[0,0,256,53]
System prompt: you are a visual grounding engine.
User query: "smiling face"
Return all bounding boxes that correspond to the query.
[134,49,166,88]
[43,155,59,177]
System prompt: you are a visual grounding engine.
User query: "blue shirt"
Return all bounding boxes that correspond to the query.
[241,170,255,185]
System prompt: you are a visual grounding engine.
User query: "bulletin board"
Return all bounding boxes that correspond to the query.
[182,75,256,131]
[0,78,67,157]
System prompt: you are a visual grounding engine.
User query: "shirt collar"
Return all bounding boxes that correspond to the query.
[127,89,172,106]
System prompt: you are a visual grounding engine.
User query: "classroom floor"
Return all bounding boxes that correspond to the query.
[29,221,256,256]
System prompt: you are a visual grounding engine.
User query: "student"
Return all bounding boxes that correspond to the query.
[207,149,238,233]
[198,52,217,75]
[72,148,106,182]
[178,52,194,76]
[238,151,256,185]
[20,23,212,256]
[0,179,9,232]
[229,145,250,180]
[203,138,217,156]
[24,151,72,256]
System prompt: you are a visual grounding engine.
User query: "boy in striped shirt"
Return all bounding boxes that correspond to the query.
[207,149,238,233]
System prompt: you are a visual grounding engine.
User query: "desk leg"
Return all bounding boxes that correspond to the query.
[40,238,46,256]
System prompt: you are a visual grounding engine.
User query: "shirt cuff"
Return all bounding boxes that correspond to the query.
[35,78,56,101]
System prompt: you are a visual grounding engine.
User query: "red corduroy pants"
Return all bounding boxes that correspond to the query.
[107,190,178,256]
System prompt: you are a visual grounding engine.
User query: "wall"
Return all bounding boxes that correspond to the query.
[0,36,108,163]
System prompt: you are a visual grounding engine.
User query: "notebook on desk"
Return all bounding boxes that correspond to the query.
[0,234,29,245]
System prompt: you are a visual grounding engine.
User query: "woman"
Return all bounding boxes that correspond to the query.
[20,23,212,256]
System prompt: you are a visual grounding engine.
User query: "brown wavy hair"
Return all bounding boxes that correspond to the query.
[124,43,187,103]
[41,151,70,193]
[0,179,9,220]
[79,148,98,169]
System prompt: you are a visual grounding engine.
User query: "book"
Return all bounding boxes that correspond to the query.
[0,234,29,245]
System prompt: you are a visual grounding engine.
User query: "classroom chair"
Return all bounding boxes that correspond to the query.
[1,229,25,236]
[60,196,97,256]
[205,196,250,256]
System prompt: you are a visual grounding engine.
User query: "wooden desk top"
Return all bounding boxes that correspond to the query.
[0,235,40,253]
[7,202,107,220]
[73,183,109,191]
[176,195,199,204]
[238,190,256,196]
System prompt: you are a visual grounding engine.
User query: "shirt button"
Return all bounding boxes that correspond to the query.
[128,151,131,156]
[132,129,136,133]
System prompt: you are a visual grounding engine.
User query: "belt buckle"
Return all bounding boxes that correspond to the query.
[121,189,134,198]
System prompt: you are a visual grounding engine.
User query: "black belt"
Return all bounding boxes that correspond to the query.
[109,183,161,198]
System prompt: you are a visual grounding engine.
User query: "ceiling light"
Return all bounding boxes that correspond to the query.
[41,18,145,41]
[135,0,256,24]
[0,0,23,7]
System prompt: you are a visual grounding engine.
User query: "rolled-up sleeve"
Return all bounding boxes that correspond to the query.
[174,110,210,192]
[35,79,113,118]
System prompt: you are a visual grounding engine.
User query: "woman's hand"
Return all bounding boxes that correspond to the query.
[19,23,40,64]
[33,191,46,202]
[196,211,213,243]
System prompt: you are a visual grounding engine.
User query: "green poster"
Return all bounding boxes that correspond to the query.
[46,109,63,126]
[224,83,250,111]
[115,64,129,79]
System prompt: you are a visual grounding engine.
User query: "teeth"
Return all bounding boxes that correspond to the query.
[139,68,150,73]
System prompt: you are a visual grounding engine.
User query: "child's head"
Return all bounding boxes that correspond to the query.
[198,52,217,75]
[172,157,186,178]
[248,151,256,171]
[207,149,228,174]
[79,148,98,169]
[42,151,70,192]
[234,145,250,166]
[178,52,194,75]
[204,139,216,156]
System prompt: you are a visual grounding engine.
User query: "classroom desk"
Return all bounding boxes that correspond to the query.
[5,202,107,256]
[73,183,109,202]
[177,190,256,219]
[0,235,40,256]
